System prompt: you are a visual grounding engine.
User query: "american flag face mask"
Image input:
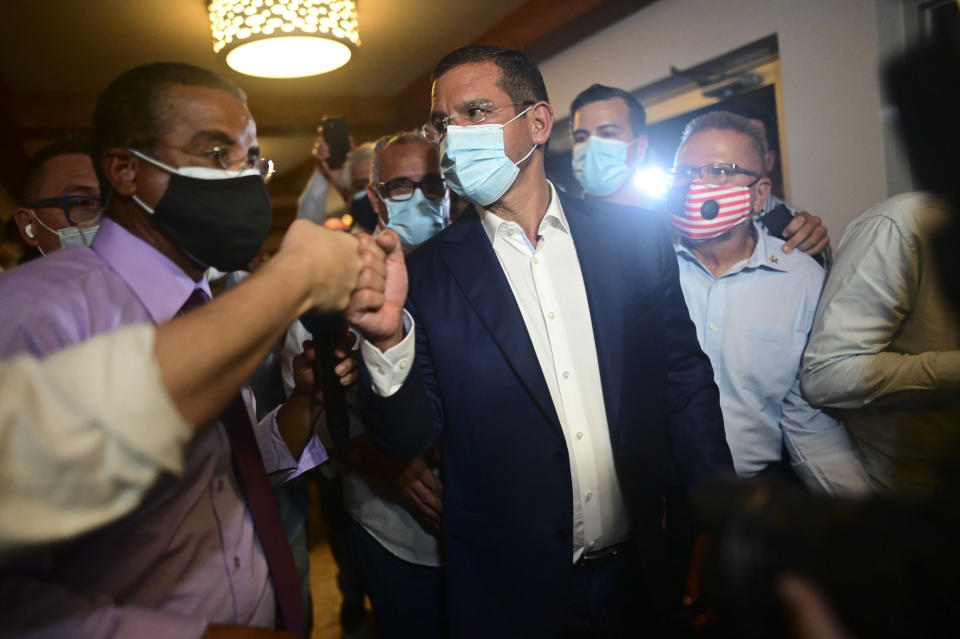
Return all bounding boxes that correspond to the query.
[669,179,753,240]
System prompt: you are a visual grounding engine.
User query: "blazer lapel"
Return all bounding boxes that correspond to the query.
[561,195,624,434]
[439,209,561,432]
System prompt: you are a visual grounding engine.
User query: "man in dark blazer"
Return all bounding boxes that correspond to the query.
[350,46,733,638]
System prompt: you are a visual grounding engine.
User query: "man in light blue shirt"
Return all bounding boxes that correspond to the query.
[668,111,870,496]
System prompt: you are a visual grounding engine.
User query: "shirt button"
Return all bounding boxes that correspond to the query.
[709,323,718,331]
[532,257,540,264]
[713,282,719,288]
[548,311,555,319]
[585,492,593,501]
[398,360,408,370]
[562,371,570,379]
[576,432,583,440]
[233,556,240,568]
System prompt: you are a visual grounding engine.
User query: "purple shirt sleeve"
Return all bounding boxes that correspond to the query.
[255,405,329,486]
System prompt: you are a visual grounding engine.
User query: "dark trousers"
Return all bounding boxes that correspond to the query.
[561,545,660,639]
[347,517,446,639]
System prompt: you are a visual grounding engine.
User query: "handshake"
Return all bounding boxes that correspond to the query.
[273,219,407,350]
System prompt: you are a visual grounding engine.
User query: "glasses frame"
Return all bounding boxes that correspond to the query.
[147,145,276,183]
[28,194,104,226]
[421,101,534,143]
[668,162,762,187]
[376,175,447,202]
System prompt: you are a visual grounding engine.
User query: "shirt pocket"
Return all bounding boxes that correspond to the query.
[740,325,806,403]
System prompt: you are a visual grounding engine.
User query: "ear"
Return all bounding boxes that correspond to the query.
[528,101,554,147]
[366,182,387,221]
[752,177,772,213]
[765,150,777,174]
[13,208,39,247]
[628,134,649,165]
[101,148,138,197]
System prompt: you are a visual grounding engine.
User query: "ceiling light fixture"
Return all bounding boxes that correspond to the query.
[209,0,360,79]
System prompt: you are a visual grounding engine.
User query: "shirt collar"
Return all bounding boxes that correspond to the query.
[91,217,211,323]
[478,181,570,247]
[675,221,789,276]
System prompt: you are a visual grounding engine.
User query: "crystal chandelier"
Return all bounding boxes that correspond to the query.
[209,0,360,78]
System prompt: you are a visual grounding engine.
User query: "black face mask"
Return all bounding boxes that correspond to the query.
[350,192,378,234]
[130,149,272,272]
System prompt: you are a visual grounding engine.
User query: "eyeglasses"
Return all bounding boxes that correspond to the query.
[28,194,103,225]
[667,162,762,187]
[154,145,276,183]
[421,102,533,143]
[376,174,446,201]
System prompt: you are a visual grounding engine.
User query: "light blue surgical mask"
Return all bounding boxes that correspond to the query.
[32,213,99,254]
[572,136,631,198]
[381,189,448,250]
[57,224,99,248]
[439,106,538,207]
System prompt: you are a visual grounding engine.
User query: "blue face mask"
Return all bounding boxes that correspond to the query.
[439,106,537,207]
[57,224,100,248]
[382,189,448,250]
[571,136,631,198]
[32,213,99,254]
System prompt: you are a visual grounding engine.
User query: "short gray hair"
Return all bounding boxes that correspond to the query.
[370,130,429,184]
[677,111,767,175]
[342,141,376,191]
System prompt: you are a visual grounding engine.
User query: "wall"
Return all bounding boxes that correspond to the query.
[539,0,891,243]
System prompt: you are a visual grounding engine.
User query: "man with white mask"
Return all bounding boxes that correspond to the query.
[12,138,102,256]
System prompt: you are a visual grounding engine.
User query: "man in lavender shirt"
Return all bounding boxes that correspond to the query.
[0,63,332,638]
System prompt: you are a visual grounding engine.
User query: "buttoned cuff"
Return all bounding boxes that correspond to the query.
[360,309,415,397]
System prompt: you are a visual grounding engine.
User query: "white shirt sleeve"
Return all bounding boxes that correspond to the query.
[359,309,415,397]
[297,169,330,223]
[0,324,193,554]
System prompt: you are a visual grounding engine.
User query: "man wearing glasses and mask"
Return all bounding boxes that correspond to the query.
[567,85,831,264]
[0,63,387,638]
[667,111,869,495]
[12,138,102,256]
[349,46,733,637]
[282,130,450,638]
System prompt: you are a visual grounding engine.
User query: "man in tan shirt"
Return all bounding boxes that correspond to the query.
[801,192,960,497]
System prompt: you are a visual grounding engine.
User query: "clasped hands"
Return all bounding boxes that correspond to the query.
[278,220,407,344]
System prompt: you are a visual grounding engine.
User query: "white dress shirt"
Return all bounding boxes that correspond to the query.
[281,321,441,566]
[362,182,629,562]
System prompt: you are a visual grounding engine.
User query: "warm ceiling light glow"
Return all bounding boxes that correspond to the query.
[209,0,360,78]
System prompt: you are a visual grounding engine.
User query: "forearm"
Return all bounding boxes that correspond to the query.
[155,251,317,426]
[801,349,960,409]
[275,393,314,458]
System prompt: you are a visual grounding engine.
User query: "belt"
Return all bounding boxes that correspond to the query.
[575,542,630,569]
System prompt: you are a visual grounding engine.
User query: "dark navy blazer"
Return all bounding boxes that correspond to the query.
[359,192,732,637]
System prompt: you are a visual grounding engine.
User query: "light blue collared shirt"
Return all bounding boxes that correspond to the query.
[675,223,870,495]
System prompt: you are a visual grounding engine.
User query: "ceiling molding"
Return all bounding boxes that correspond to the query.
[391,0,650,129]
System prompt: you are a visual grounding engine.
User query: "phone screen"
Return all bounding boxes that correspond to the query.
[322,116,350,169]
